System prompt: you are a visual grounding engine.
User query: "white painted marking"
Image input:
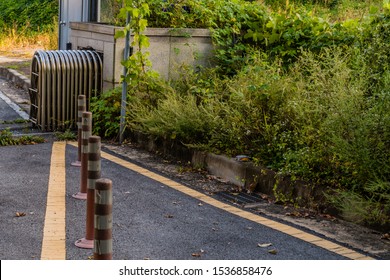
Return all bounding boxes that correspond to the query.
[0,90,29,120]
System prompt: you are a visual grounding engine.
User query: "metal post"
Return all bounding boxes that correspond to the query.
[119,11,131,144]
[71,95,86,167]
[75,135,101,249]
[94,178,113,260]
[73,111,92,200]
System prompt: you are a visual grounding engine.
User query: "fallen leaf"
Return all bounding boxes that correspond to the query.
[191,253,201,257]
[268,249,278,255]
[320,214,337,221]
[381,233,390,240]
[260,194,269,200]
[15,212,26,217]
[164,214,174,218]
[258,243,273,248]
[198,203,203,206]
[285,211,301,217]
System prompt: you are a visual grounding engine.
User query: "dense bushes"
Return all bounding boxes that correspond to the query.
[0,0,58,33]
[0,0,58,50]
[91,0,390,227]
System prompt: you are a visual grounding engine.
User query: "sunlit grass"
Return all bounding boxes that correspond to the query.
[0,22,58,59]
[265,0,384,22]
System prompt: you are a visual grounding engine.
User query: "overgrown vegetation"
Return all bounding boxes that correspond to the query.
[0,128,45,146]
[0,0,58,54]
[54,129,77,141]
[4,0,387,227]
[91,0,390,229]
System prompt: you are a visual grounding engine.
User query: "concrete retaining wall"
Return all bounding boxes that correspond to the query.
[0,67,30,91]
[69,22,215,89]
[129,131,328,207]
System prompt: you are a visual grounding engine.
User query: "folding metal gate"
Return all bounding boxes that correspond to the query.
[29,50,102,131]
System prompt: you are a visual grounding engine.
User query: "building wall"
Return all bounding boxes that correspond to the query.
[69,22,215,90]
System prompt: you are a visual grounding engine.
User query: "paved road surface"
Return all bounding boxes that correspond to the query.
[0,140,374,260]
[0,63,383,261]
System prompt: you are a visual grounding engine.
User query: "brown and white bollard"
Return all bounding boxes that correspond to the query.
[75,136,101,249]
[94,178,113,260]
[71,95,86,167]
[72,111,92,200]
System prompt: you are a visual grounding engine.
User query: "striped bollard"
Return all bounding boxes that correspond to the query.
[94,178,113,260]
[71,95,86,167]
[72,111,92,200]
[75,136,101,249]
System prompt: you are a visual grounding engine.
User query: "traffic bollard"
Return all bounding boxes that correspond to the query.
[94,178,113,260]
[75,136,101,249]
[72,111,92,200]
[71,95,86,167]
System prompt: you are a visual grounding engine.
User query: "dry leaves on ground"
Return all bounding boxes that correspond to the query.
[257,243,273,248]
[15,212,26,217]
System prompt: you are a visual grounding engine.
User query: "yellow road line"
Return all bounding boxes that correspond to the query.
[68,142,374,260]
[41,142,66,260]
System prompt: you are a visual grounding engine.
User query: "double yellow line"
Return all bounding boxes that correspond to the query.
[40,142,374,260]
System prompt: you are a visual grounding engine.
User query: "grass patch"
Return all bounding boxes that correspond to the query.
[0,29,58,57]
[0,128,45,146]
[0,60,32,78]
[54,129,77,141]
[0,119,29,125]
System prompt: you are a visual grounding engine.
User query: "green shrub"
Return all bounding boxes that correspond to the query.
[326,180,390,226]
[0,0,58,33]
[0,129,18,146]
[93,0,390,227]
[90,87,122,139]
[0,128,45,146]
[127,90,220,144]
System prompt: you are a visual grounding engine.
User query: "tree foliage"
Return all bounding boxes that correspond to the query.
[0,0,58,33]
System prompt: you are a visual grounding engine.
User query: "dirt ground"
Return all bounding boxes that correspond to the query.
[1,57,389,260]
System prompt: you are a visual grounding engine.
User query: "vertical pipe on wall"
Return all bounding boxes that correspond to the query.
[119,11,131,144]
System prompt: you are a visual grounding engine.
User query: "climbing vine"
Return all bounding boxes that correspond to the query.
[116,0,159,90]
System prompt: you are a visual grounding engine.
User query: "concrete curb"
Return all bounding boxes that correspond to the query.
[0,66,31,91]
[130,132,327,207]
[193,151,326,205]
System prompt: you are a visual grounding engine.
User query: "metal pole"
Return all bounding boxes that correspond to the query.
[73,111,92,200]
[119,11,131,144]
[94,178,113,260]
[75,135,101,249]
[71,95,86,167]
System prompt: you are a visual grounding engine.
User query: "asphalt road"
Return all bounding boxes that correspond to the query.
[0,141,352,260]
[0,77,379,260]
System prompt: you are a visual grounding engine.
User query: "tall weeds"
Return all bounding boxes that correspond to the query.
[0,0,58,55]
[90,0,390,228]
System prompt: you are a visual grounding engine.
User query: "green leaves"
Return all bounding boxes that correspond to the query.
[116,0,158,88]
[0,0,58,33]
[0,128,45,146]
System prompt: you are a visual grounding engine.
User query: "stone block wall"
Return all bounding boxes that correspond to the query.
[69,22,214,89]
